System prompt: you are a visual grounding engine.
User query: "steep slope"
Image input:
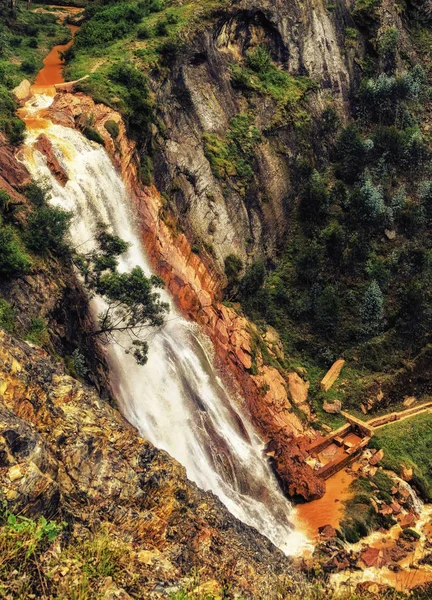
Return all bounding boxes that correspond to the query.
[0,329,296,598]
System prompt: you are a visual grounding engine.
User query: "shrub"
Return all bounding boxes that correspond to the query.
[24,206,72,255]
[0,224,31,277]
[245,46,271,72]
[155,19,168,36]
[27,37,39,49]
[137,24,151,39]
[21,58,38,74]
[0,298,15,332]
[139,154,153,185]
[104,120,120,139]
[361,279,384,334]
[23,183,49,207]
[83,127,105,145]
[240,261,265,297]
[225,254,243,284]
[25,317,49,346]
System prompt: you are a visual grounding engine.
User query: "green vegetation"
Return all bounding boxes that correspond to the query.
[104,119,120,138]
[0,299,15,332]
[231,46,314,126]
[204,113,260,194]
[76,222,169,364]
[82,125,105,145]
[65,0,227,137]
[25,316,49,346]
[370,413,432,500]
[24,205,72,255]
[340,470,396,543]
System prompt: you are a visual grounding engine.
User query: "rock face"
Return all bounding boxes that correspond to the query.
[0,329,293,597]
[35,133,68,185]
[150,0,355,271]
[47,92,324,502]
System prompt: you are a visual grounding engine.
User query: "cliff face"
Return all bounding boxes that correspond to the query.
[150,0,356,271]
[47,91,324,501]
[0,329,293,598]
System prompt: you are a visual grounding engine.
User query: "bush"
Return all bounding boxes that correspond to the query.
[155,20,168,36]
[0,224,31,277]
[23,183,49,207]
[245,46,271,72]
[225,254,243,285]
[24,206,72,255]
[137,24,151,39]
[83,127,105,145]
[0,298,15,332]
[139,154,153,185]
[21,58,38,74]
[240,261,266,298]
[104,120,120,139]
[25,317,49,346]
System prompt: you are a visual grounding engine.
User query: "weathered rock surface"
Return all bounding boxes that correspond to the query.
[0,329,293,597]
[320,360,345,392]
[35,133,68,185]
[12,79,31,102]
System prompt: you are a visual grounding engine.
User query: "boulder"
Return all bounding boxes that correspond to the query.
[12,79,31,103]
[318,524,337,538]
[403,396,416,408]
[370,449,384,466]
[320,359,345,392]
[401,465,413,482]
[360,547,389,568]
[287,372,309,406]
[323,400,342,414]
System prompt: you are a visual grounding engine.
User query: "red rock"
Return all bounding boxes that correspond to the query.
[370,448,384,466]
[0,136,31,188]
[390,502,402,515]
[398,513,416,529]
[35,134,68,186]
[360,547,389,568]
[318,524,337,538]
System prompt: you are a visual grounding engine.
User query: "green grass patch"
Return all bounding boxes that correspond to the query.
[370,412,432,500]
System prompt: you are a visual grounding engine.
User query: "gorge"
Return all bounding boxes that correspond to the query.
[2,0,432,597]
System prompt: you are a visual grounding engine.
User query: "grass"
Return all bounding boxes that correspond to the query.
[370,412,432,500]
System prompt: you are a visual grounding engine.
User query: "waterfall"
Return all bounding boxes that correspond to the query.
[20,94,308,555]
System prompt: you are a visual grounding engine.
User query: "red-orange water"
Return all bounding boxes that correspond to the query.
[294,470,354,538]
[32,23,78,92]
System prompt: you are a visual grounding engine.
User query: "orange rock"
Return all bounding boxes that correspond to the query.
[320,359,345,392]
[370,448,384,466]
[287,372,309,406]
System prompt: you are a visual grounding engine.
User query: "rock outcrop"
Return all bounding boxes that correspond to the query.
[0,329,293,597]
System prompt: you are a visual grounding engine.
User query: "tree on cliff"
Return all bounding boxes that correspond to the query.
[76,223,169,365]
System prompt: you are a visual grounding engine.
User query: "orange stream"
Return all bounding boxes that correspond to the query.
[32,22,78,94]
[294,470,354,539]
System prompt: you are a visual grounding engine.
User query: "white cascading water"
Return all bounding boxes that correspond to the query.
[20,94,308,555]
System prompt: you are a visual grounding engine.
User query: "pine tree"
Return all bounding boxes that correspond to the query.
[361,280,384,334]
